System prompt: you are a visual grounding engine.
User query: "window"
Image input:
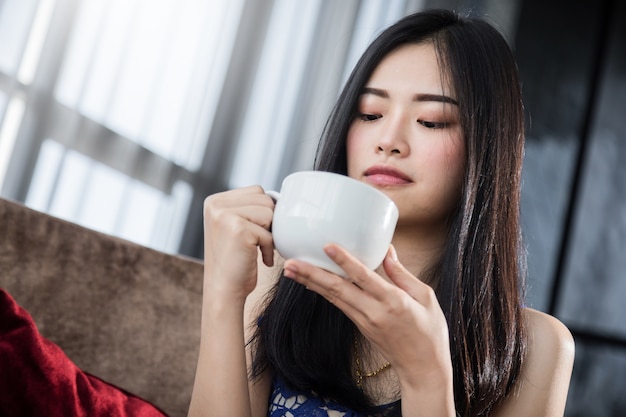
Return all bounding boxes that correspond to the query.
[0,0,244,253]
[0,0,416,255]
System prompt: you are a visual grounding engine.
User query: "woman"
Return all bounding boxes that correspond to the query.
[188,9,575,417]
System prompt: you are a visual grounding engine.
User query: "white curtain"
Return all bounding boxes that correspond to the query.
[0,0,518,257]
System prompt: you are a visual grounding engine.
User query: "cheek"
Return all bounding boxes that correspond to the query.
[442,140,466,199]
[422,133,465,201]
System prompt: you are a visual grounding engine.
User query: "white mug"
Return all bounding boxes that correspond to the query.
[267,171,398,277]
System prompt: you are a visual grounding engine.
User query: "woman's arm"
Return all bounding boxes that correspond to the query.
[187,283,252,417]
[244,252,282,416]
[188,262,275,417]
[187,187,276,417]
[493,308,575,417]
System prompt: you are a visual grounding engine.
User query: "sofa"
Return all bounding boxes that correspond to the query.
[0,197,204,417]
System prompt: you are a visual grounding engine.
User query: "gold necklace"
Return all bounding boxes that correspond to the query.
[354,333,391,389]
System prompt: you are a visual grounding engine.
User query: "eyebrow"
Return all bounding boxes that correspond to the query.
[361,87,459,106]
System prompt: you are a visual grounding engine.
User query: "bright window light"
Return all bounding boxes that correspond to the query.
[0,95,25,189]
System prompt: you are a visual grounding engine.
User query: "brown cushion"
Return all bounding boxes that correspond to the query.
[0,197,203,417]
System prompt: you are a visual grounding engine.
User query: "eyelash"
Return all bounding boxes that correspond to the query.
[418,120,447,129]
[358,113,381,121]
[357,113,447,129]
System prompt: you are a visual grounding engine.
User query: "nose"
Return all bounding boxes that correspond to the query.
[376,115,410,156]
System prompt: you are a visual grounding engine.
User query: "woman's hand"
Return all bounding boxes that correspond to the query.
[282,243,455,415]
[202,185,276,301]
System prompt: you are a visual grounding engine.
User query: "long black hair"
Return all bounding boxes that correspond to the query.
[251,9,527,417]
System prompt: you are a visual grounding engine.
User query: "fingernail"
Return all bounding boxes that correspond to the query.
[283,265,297,278]
[389,244,398,262]
[324,245,337,258]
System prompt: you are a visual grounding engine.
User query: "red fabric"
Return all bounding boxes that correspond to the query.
[0,289,169,417]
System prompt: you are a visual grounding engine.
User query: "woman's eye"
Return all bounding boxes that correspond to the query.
[418,119,446,129]
[359,113,381,121]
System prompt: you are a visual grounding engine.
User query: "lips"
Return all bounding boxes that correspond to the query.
[364,166,412,186]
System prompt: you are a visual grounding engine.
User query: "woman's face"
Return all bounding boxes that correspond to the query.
[347,42,465,231]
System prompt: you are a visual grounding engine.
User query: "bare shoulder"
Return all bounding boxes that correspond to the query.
[523,308,576,396]
[494,308,575,416]
[525,308,575,360]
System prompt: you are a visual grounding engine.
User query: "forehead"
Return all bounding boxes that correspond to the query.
[366,42,452,96]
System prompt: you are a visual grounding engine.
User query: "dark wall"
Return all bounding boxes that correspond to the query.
[515,0,626,415]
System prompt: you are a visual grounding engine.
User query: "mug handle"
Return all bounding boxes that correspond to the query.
[265,190,280,202]
[265,191,280,233]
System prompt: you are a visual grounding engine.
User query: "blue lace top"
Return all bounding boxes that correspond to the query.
[268,376,398,417]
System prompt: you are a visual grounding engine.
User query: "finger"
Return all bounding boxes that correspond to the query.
[205,186,275,211]
[283,260,406,342]
[237,221,275,268]
[233,186,276,207]
[322,243,388,296]
[230,184,269,197]
[208,205,274,233]
[283,259,366,316]
[235,205,275,230]
[382,245,433,304]
[253,223,275,267]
